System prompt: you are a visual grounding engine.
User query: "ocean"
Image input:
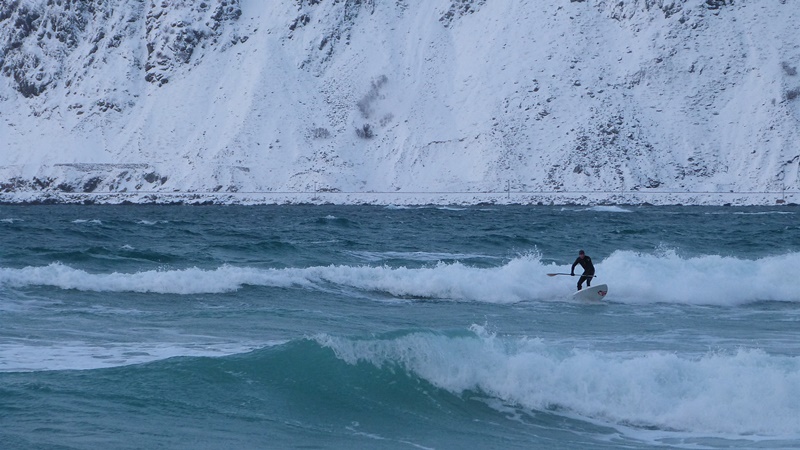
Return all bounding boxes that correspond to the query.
[1,204,799,449]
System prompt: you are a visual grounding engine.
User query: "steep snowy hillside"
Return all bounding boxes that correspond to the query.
[0,0,798,204]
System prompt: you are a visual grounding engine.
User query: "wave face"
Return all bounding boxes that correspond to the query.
[317,327,800,437]
[3,331,797,449]
[3,250,800,305]
[2,205,800,449]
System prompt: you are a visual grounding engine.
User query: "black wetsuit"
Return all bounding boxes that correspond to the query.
[571,255,595,291]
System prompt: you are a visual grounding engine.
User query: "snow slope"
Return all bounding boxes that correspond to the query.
[0,0,798,204]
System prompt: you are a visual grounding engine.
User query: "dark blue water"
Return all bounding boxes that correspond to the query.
[1,205,799,449]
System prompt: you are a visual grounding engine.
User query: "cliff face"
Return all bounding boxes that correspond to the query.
[1,0,242,94]
[0,0,798,201]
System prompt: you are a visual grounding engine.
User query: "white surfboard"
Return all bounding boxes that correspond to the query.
[571,284,608,301]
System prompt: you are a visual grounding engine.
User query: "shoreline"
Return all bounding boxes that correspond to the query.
[1,190,797,206]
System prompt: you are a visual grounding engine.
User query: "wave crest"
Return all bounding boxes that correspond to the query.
[317,327,800,436]
[3,251,800,304]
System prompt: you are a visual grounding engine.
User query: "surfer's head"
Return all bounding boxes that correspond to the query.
[578,250,585,257]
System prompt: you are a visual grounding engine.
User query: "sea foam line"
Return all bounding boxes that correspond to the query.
[0,263,311,294]
[2,251,800,304]
[0,257,555,302]
[0,340,278,373]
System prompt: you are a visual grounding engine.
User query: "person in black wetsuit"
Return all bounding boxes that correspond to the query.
[570,250,595,291]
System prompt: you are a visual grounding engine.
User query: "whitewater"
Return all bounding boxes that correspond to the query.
[1,205,799,449]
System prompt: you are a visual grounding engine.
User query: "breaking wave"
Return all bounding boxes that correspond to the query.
[2,251,800,304]
[317,326,800,437]
[8,327,797,439]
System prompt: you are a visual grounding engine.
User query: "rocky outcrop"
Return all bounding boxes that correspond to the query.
[144,0,242,86]
[0,0,242,96]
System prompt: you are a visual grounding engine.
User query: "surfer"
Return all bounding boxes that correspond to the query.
[570,250,595,291]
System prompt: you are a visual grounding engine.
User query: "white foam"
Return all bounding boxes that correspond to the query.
[317,326,800,437]
[587,206,633,213]
[304,256,554,302]
[706,211,796,216]
[561,206,634,213]
[599,250,800,305]
[1,218,23,223]
[732,211,796,215]
[0,340,276,372]
[71,219,103,224]
[0,263,310,294]
[346,250,497,263]
[2,251,799,304]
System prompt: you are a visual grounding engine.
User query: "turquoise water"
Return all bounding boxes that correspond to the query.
[1,205,799,449]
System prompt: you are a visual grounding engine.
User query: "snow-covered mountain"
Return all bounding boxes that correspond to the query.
[1,0,798,204]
